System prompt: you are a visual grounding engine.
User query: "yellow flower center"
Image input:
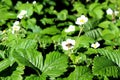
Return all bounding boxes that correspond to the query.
[13,26,20,31]
[80,19,85,23]
[14,27,18,30]
[93,44,97,48]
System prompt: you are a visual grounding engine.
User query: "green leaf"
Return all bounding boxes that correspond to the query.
[98,21,111,29]
[101,23,119,40]
[42,51,68,77]
[51,35,63,42]
[85,48,98,55]
[66,66,93,80]
[34,4,43,14]
[9,64,25,80]
[93,56,118,77]
[0,58,13,72]
[2,0,12,6]
[83,20,94,31]
[39,35,52,48]
[22,18,36,29]
[89,3,100,11]
[40,18,54,25]
[75,35,94,48]
[25,74,46,80]
[72,2,87,15]
[16,39,37,49]
[88,3,103,19]
[102,29,115,40]
[57,10,68,20]
[0,20,6,26]
[5,37,37,49]
[70,54,86,64]
[13,49,43,72]
[98,49,120,67]
[109,0,118,4]
[93,9,104,19]
[27,18,36,28]
[0,11,16,20]
[41,26,60,35]
[15,3,33,17]
[85,28,102,39]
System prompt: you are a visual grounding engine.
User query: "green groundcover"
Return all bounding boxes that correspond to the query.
[0,0,120,80]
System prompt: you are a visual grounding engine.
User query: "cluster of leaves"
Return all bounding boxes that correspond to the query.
[0,0,120,80]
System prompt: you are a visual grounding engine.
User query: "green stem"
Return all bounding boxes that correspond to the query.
[77,26,84,37]
[112,13,116,22]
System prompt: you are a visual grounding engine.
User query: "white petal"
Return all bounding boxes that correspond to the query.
[62,41,67,46]
[65,25,75,33]
[17,15,24,19]
[13,21,19,26]
[75,15,88,25]
[95,42,100,47]
[91,42,100,49]
[91,44,95,48]
[17,10,27,19]
[106,8,113,15]
[65,29,69,32]
[12,25,20,31]
[62,46,69,50]
[61,41,69,50]
[61,39,75,50]
[33,1,36,4]
[20,10,27,15]
[68,25,75,31]
[115,11,119,16]
[66,39,75,45]
[12,30,15,34]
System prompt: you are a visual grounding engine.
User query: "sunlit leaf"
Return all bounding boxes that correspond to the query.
[25,74,46,80]
[66,66,93,80]
[13,49,43,72]
[41,26,60,35]
[93,56,118,77]
[0,58,14,72]
[57,10,68,20]
[42,51,68,77]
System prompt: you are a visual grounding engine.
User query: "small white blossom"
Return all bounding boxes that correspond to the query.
[65,25,75,33]
[12,26,20,34]
[91,42,100,49]
[62,39,75,50]
[106,8,119,16]
[106,8,113,15]
[12,21,20,34]
[33,1,36,4]
[17,10,27,19]
[114,10,119,16]
[75,15,88,25]
[13,21,19,26]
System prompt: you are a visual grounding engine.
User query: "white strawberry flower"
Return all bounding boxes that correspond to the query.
[106,8,113,15]
[65,25,75,33]
[106,8,119,16]
[62,39,75,50]
[13,21,19,26]
[12,21,20,34]
[75,15,88,25]
[17,10,27,19]
[114,10,119,16]
[91,42,100,49]
[33,1,36,4]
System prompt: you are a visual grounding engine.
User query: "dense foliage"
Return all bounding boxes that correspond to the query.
[0,0,120,80]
